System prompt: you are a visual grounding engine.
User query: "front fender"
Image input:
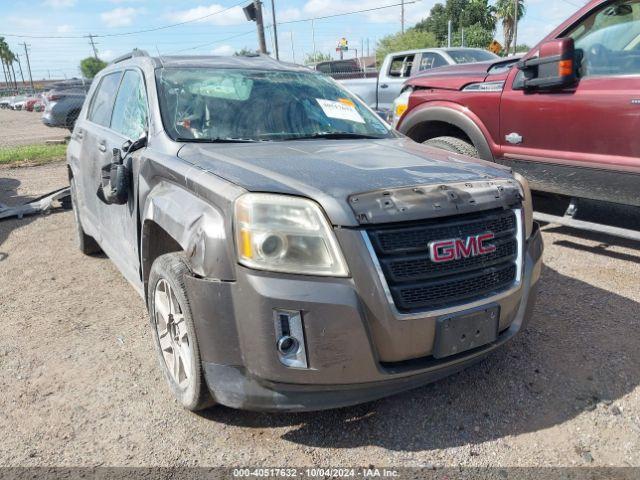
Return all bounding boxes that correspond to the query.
[141,180,236,282]
[398,102,495,162]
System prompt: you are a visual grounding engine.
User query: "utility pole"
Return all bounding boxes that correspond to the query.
[254,1,268,54]
[512,0,518,55]
[447,20,452,48]
[270,0,279,60]
[289,31,295,63]
[401,0,405,34]
[20,43,35,93]
[461,28,465,47]
[366,38,370,57]
[311,19,316,58]
[16,54,25,86]
[86,34,99,59]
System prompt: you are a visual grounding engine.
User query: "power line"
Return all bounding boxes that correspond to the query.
[0,0,247,39]
[277,1,420,26]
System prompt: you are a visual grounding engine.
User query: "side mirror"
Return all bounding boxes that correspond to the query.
[97,148,130,205]
[517,38,578,91]
[122,133,147,156]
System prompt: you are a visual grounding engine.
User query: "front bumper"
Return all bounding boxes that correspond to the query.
[186,223,543,412]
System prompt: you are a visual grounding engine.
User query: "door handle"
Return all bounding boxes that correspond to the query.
[380,84,389,89]
[76,130,84,140]
[97,142,107,153]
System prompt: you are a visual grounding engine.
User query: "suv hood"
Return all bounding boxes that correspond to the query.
[178,137,514,226]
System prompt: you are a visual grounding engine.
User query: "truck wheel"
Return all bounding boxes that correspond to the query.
[423,136,479,158]
[148,253,215,411]
[70,179,101,255]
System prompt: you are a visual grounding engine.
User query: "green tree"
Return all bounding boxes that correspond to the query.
[304,52,332,64]
[0,37,17,90]
[376,29,438,64]
[80,57,107,79]
[454,23,495,49]
[234,48,258,56]
[495,0,526,55]
[415,0,496,46]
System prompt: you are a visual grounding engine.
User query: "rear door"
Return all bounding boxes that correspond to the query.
[499,0,640,205]
[96,69,150,286]
[378,53,417,112]
[77,71,122,239]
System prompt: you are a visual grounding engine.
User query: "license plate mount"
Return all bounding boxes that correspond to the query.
[433,306,500,359]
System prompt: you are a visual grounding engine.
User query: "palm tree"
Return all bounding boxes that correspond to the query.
[495,0,526,55]
[0,37,11,88]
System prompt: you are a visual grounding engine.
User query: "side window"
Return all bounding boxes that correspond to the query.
[419,53,448,71]
[388,54,415,78]
[110,70,148,139]
[566,0,640,77]
[87,72,122,127]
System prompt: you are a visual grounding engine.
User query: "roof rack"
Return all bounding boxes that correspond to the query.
[109,49,149,65]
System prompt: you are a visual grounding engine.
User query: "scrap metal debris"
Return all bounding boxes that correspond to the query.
[0,186,71,220]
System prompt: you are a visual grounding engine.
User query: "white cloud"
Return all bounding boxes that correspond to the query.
[278,7,302,22]
[56,24,73,33]
[100,7,144,27]
[301,0,432,26]
[100,49,116,61]
[168,4,246,26]
[211,45,235,56]
[43,0,76,7]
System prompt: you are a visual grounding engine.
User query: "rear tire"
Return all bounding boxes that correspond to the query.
[148,253,215,412]
[423,136,479,158]
[70,179,101,255]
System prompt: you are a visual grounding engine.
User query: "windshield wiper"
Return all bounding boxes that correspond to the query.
[175,137,258,143]
[282,132,386,141]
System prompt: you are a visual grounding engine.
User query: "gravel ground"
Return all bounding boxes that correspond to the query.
[0,109,68,148]
[0,162,639,468]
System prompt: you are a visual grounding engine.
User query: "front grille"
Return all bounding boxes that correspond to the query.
[366,209,520,313]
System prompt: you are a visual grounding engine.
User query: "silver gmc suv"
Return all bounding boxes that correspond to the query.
[67,50,543,412]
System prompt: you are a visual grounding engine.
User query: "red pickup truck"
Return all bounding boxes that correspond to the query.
[395,0,639,213]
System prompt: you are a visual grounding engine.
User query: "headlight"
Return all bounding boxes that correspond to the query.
[514,173,533,239]
[234,193,349,277]
[392,87,413,127]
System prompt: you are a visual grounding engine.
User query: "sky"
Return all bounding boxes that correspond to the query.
[0,0,589,80]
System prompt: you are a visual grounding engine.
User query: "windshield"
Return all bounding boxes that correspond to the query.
[156,68,393,142]
[447,49,499,64]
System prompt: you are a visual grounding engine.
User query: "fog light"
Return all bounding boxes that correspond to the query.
[273,310,308,369]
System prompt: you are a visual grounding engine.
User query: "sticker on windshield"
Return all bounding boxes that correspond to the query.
[316,98,365,124]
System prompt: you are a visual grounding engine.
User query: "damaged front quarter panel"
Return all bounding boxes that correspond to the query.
[139,157,244,285]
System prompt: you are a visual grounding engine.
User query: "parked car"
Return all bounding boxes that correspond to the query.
[42,88,86,130]
[9,95,27,110]
[395,0,640,211]
[340,48,499,116]
[0,96,12,109]
[24,97,43,112]
[68,50,542,412]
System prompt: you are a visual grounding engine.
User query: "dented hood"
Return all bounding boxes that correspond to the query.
[177,137,516,226]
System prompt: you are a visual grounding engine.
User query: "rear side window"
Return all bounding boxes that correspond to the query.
[419,53,448,71]
[388,54,415,78]
[110,70,148,139]
[88,72,122,127]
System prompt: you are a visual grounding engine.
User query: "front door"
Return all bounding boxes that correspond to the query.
[96,69,149,287]
[499,0,640,206]
[378,52,417,112]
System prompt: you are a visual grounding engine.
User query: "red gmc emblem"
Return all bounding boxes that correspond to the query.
[429,233,497,263]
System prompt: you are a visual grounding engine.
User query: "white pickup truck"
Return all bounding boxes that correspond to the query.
[340,48,498,116]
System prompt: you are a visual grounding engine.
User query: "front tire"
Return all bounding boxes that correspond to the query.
[148,253,214,411]
[423,136,479,158]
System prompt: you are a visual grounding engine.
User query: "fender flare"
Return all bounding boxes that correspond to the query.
[398,104,495,162]
[141,180,235,283]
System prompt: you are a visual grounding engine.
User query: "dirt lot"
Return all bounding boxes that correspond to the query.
[0,161,639,468]
[0,108,68,148]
